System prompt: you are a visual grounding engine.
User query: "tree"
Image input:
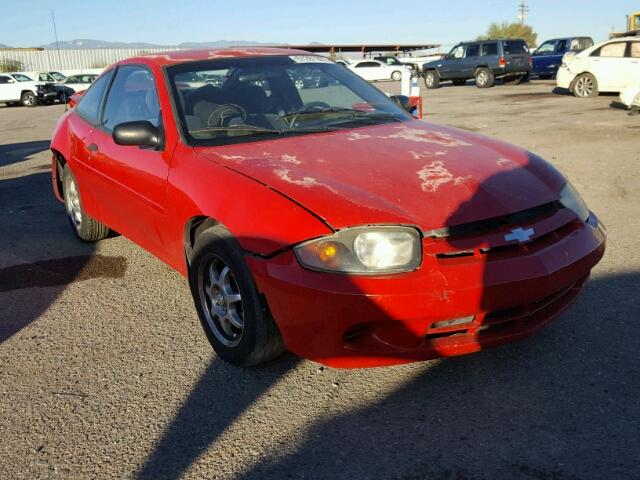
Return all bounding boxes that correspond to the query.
[477,22,538,48]
[0,58,24,73]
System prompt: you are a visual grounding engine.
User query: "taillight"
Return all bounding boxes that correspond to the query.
[499,56,506,67]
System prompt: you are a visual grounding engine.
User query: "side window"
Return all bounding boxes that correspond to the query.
[102,66,160,131]
[76,70,115,125]
[66,76,78,84]
[357,62,380,68]
[449,46,465,59]
[555,40,568,53]
[0,75,10,84]
[630,42,640,59]
[465,44,480,58]
[592,43,626,58]
[39,73,48,81]
[481,43,498,56]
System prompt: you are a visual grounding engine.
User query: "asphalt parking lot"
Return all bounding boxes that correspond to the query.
[1,80,639,479]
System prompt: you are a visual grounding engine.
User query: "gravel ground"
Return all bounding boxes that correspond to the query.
[1,80,639,480]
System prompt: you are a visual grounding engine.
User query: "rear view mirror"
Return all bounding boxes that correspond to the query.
[113,121,161,148]
[390,95,411,113]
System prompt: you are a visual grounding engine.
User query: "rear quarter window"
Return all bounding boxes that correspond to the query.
[481,43,498,56]
[465,44,480,57]
[75,70,114,125]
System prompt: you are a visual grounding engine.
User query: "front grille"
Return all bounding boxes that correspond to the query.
[424,202,561,239]
[424,202,578,263]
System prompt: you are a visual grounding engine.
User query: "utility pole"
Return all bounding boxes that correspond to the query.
[518,0,529,25]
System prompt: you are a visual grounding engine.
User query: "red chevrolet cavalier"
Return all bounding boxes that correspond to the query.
[50,49,605,367]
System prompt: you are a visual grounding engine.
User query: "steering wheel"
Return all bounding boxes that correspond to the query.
[300,101,331,112]
[207,103,247,127]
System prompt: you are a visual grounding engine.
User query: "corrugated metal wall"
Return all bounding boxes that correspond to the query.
[0,48,179,71]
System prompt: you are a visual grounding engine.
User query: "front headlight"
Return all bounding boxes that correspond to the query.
[294,226,422,274]
[559,182,590,221]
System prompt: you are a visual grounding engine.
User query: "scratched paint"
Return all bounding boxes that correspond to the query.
[418,161,470,192]
[384,127,472,147]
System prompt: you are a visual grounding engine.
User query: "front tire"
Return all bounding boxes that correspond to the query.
[189,227,285,367]
[475,68,495,88]
[573,73,598,98]
[391,70,403,81]
[21,91,37,107]
[62,165,110,241]
[424,70,440,89]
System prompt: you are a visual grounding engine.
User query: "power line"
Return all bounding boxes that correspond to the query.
[518,0,529,25]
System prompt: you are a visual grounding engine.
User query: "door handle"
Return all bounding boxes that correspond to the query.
[88,143,99,152]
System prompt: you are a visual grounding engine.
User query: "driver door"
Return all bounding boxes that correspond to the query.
[88,65,172,257]
[439,45,465,79]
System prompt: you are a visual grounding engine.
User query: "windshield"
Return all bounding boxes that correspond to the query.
[377,57,402,65]
[12,74,33,82]
[50,71,66,81]
[535,41,556,54]
[168,55,410,146]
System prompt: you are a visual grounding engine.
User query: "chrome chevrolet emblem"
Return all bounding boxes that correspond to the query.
[504,227,534,243]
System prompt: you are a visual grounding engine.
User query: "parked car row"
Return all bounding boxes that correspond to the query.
[0,70,98,107]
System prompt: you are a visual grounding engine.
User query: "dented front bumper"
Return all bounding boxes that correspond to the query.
[247,213,606,368]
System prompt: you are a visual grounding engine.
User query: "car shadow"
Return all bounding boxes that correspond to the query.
[136,160,633,479]
[0,140,52,168]
[0,141,127,344]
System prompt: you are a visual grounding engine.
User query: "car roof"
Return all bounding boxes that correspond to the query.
[123,47,317,67]
[459,38,525,45]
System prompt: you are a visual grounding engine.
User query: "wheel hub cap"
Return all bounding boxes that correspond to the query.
[200,256,244,347]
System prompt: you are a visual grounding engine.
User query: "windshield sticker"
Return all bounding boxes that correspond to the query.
[289,55,333,64]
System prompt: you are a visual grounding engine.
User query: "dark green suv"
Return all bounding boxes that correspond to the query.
[422,39,531,89]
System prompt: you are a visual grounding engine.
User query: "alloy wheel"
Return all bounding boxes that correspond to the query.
[575,76,594,97]
[199,255,244,347]
[477,72,488,87]
[63,173,82,228]
[425,74,434,87]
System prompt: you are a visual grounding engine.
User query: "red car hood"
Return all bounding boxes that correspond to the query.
[195,121,565,231]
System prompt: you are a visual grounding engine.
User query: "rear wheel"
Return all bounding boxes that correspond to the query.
[424,70,440,89]
[62,165,110,241]
[475,68,495,88]
[189,226,285,367]
[391,70,403,81]
[573,73,598,98]
[21,91,37,107]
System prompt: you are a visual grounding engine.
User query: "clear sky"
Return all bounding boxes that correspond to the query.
[1,0,638,49]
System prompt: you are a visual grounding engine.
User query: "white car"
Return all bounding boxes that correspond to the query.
[557,36,640,98]
[348,59,411,82]
[0,72,57,107]
[620,85,640,114]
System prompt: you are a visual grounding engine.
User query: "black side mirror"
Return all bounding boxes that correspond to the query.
[113,121,161,148]
[390,95,411,113]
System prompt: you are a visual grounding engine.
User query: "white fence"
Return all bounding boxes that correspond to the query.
[0,48,178,72]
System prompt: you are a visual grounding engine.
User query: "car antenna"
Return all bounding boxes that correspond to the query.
[50,9,67,111]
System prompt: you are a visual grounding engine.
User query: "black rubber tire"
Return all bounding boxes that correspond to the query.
[452,79,467,86]
[475,68,495,88]
[188,227,285,367]
[21,91,37,107]
[424,70,440,89]
[61,165,110,242]
[573,73,599,98]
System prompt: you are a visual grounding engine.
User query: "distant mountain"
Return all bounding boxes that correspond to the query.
[0,43,11,48]
[39,38,281,50]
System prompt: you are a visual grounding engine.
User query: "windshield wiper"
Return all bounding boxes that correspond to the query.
[189,124,338,138]
[281,108,402,123]
[189,125,283,136]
